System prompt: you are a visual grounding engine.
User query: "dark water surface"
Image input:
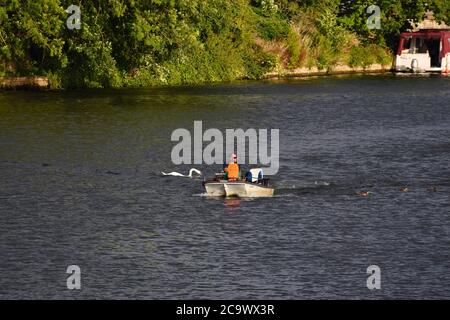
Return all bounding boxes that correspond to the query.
[1,74,450,299]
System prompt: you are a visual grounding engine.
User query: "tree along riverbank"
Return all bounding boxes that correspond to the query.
[1,1,448,89]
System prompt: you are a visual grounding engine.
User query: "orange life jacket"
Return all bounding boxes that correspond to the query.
[227,163,239,180]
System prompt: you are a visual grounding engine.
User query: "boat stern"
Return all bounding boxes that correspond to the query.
[204,182,226,196]
[223,182,247,197]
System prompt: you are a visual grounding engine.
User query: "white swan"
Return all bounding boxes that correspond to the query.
[161,168,202,178]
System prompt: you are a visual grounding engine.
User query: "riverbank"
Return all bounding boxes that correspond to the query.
[0,76,49,90]
[0,64,392,90]
[1,1,407,89]
[263,63,390,79]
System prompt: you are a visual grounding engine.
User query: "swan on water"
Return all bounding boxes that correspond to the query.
[161,168,202,178]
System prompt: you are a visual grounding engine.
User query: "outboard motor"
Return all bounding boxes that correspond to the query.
[411,59,419,73]
[249,168,263,183]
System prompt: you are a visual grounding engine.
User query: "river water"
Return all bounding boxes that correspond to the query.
[1,74,449,299]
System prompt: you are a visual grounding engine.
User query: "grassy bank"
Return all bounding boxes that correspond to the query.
[1,1,449,89]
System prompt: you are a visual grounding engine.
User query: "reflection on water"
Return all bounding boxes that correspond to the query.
[223,198,242,213]
[1,74,450,299]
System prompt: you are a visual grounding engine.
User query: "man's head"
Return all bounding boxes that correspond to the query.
[231,153,237,163]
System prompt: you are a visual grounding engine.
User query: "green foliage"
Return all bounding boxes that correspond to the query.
[46,71,62,89]
[311,34,337,70]
[1,0,280,87]
[348,44,392,68]
[371,45,393,66]
[275,0,300,18]
[336,0,449,49]
[254,10,291,41]
[0,0,448,88]
[430,0,450,25]
[243,44,277,79]
[286,28,301,68]
[253,0,279,16]
[0,0,66,76]
[348,46,375,68]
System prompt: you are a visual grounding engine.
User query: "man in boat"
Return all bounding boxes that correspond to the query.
[227,153,240,181]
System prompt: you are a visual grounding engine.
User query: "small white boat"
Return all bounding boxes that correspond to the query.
[203,168,274,198]
[395,29,450,73]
